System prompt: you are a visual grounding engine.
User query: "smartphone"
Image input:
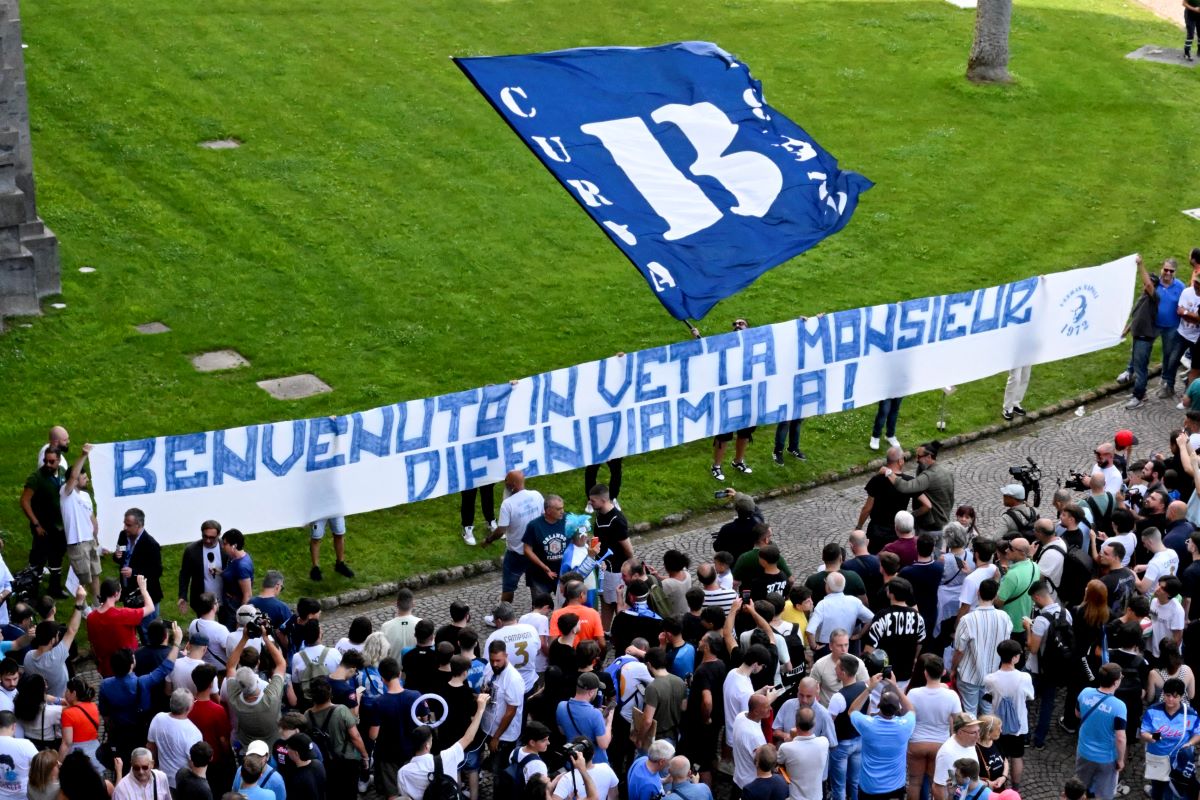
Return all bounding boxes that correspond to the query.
[882,665,893,679]
[741,590,752,604]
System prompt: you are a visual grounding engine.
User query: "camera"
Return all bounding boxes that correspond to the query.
[246,612,273,639]
[8,567,37,608]
[1008,457,1043,507]
[1063,470,1089,493]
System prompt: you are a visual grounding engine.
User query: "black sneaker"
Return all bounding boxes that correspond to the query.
[711,464,725,481]
[772,451,784,466]
[1032,741,1045,751]
[1002,408,1014,421]
[310,565,323,582]
[732,460,753,474]
[1013,404,1027,416]
[787,448,807,461]
[334,561,355,578]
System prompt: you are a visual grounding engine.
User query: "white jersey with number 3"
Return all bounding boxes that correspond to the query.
[485,623,541,692]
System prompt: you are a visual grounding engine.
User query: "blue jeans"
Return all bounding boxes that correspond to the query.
[1033,672,1058,746]
[501,550,528,594]
[872,398,902,438]
[774,419,802,454]
[957,679,992,718]
[1132,336,1154,399]
[1161,326,1183,390]
[829,736,862,800]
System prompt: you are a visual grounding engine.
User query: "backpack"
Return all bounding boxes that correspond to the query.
[605,655,643,711]
[774,622,806,668]
[498,750,543,797]
[297,647,333,705]
[1034,540,1092,607]
[1083,493,1116,536]
[305,705,340,762]
[426,751,468,800]
[1004,506,1036,537]
[995,694,1022,736]
[646,580,673,620]
[1038,607,1076,672]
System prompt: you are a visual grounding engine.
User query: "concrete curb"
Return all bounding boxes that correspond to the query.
[316,370,1153,611]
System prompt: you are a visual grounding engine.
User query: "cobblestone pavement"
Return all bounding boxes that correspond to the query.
[309,386,1182,799]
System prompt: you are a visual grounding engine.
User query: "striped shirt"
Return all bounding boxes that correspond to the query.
[703,587,737,611]
[953,604,1013,685]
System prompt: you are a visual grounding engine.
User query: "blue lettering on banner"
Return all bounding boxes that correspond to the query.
[639,401,672,452]
[541,367,578,422]
[214,428,258,485]
[502,430,538,475]
[635,346,669,402]
[597,356,633,407]
[864,305,896,356]
[897,298,928,350]
[795,370,827,416]
[706,332,740,386]
[165,433,208,491]
[939,291,973,341]
[797,316,833,368]
[115,439,157,496]
[544,422,584,470]
[477,384,512,437]
[842,363,859,411]
[262,421,306,477]
[970,285,1003,334]
[1004,278,1038,327]
[438,389,481,443]
[756,382,787,424]
[668,339,704,393]
[445,446,460,494]
[741,326,776,381]
[462,439,500,489]
[676,393,714,443]
[306,416,348,472]
[397,399,435,453]
[588,412,623,463]
[406,451,440,501]
[833,309,862,362]
[927,295,942,344]
[719,385,753,432]
[351,408,393,463]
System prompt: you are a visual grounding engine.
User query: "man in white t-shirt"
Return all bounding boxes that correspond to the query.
[519,601,552,675]
[482,640,526,770]
[188,593,231,669]
[1150,576,1186,658]
[397,691,488,798]
[932,714,982,800]
[147,689,203,789]
[1090,442,1123,497]
[170,635,209,695]
[723,645,772,741]
[484,604,542,693]
[957,538,999,617]
[1178,268,1200,391]
[381,587,421,659]
[777,706,829,800]
[983,640,1035,787]
[289,620,341,685]
[35,427,69,471]
[1137,527,1180,595]
[554,745,617,800]
[60,445,101,597]
[732,694,772,789]
[483,470,546,613]
[1031,520,1066,604]
[0,710,37,799]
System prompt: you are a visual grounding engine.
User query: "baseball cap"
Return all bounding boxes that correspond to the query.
[952,712,982,732]
[577,672,601,691]
[733,493,756,514]
[1114,429,1139,449]
[1001,483,1026,500]
[236,604,258,626]
[245,740,270,757]
[285,733,315,759]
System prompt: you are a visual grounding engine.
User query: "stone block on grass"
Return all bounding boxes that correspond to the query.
[1127,45,1198,67]
[256,373,331,400]
[135,321,170,334]
[191,349,249,372]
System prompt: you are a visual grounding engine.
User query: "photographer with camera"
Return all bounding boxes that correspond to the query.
[87,575,154,678]
[1000,483,1036,538]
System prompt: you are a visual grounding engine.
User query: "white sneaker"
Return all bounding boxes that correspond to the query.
[1125,396,1145,410]
[584,502,594,514]
[869,437,880,450]
[461,526,477,546]
[488,519,498,533]
[1117,370,1131,384]
[484,614,497,628]
[1178,401,1187,410]
[886,436,901,448]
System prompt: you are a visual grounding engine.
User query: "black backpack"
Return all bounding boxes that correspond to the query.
[498,751,543,796]
[1004,507,1036,537]
[1083,493,1116,536]
[426,751,467,800]
[1034,540,1092,607]
[774,622,806,668]
[1038,607,1076,671]
[305,706,339,762]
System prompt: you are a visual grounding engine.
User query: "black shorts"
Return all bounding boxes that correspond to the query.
[860,789,906,800]
[998,733,1025,758]
[714,427,756,444]
[1189,335,1200,366]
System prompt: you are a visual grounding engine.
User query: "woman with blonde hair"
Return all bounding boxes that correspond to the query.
[356,631,389,698]
[975,715,1010,792]
[26,749,60,800]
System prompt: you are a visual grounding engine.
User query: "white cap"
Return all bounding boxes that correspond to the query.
[1001,483,1026,500]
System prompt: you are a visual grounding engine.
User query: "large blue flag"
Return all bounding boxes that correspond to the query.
[455,42,872,321]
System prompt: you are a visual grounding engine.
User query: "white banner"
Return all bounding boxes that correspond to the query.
[89,256,1136,546]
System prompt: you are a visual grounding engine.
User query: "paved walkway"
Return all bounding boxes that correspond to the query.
[1136,0,1186,29]
[314,386,1182,799]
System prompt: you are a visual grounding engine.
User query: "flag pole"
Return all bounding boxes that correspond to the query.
[683,319,701,339]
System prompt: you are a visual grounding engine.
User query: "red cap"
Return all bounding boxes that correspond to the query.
[1114,429,1139,449]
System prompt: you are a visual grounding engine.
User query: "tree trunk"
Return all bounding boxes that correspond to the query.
[966,0,1014,83]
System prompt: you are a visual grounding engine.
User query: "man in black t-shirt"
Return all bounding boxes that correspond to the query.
[745,546,791,601]
[589,484,633,631]
[681,631,728,784]
[863,577,926,684]
[856,447,928,554]
[283,733,328,798]
[522,495,568,598]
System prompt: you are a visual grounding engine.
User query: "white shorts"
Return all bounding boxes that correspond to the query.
[310,516,346,540]
[602,571,623,604]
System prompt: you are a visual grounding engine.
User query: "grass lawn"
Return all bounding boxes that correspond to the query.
[0,0,1193,619]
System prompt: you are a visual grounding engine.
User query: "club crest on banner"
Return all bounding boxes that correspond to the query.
[1058,283,1098,337]
[455,42,873,320]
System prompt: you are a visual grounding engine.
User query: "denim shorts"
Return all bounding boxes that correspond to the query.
[502,550,528,593]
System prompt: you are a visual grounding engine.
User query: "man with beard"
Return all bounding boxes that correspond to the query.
[881,442,954,533]
[857,447,928,554]
[19,449,68,598]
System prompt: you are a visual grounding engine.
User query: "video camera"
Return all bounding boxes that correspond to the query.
[245,612,273,639]
[1063,470,1089,493]
[1008,457,1043,507]
[7,567,37,609]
